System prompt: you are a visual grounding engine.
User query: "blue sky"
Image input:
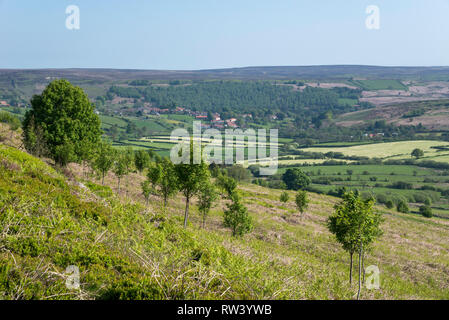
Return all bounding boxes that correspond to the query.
[1,0,449,69]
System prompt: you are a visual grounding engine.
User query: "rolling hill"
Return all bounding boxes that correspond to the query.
[1,126,448,300]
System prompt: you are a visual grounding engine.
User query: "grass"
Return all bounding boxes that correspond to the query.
[301,140,449,161]
[1,140,449,300]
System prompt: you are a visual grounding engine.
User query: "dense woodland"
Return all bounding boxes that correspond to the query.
[107,81,368,126]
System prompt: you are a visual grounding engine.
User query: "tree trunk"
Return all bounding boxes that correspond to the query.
[357,244,363,300]
[184,195,190,228]
[164,194,167,207]
[362,251,366,283]
[118,177,121,194]
[350,252,353,285]
[102,172,105,185]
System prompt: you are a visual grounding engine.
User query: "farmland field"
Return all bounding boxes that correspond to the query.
[275,163,449,218]
[349,79,408,91]
[301,140,449,161]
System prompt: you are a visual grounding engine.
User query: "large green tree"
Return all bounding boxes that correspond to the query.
[282,168,311,191]
[23,80,102,166]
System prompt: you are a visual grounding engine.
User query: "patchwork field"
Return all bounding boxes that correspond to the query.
[301,140,449,161]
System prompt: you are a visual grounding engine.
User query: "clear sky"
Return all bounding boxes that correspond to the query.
[1,0,449,70]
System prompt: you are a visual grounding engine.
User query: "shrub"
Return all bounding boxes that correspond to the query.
[385,200,394,209]
[223,195,253,237]
[280,191,290,203]
[390,181,413,190]
[419,205,433,218]
[397,200,409,213]
[0,111,21,131]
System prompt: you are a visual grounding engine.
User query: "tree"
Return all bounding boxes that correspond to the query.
[397,200,409,213]
[419,205,433,218]
[282,168,311,190]
[141,180,152,206]
[280,191,290,203]
[197,180,218,228]
[93,140,115,185]
[147,161,162,187]
[147,158,181,207]
[134,149,151,173]
[295,190,309,216]
[23,79,102,166]
[223,194,253,237]
[411,148,424,159]
[174,143,210,228]
[327,192,383,299]
[113,150,131,193]
[157,158,179,207]
[216,173,238,199]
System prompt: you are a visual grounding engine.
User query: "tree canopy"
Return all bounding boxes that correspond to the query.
[282,168,311,190]
[23,80,101,166]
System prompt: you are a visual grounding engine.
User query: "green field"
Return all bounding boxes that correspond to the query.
[349,79,408,91]
[276,163,449,218]
[301,140,449,161]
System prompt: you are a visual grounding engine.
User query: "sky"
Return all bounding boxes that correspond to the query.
[1,0,449,70]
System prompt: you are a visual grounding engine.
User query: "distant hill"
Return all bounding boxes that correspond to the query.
[336,99,449,130]
[2,65,449,84]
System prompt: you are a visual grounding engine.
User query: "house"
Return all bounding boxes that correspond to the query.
[226,119,238,128]
[196,115,207,119]
[0,101,9,107]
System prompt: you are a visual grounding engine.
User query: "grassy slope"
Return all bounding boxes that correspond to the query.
[1,143,449,300]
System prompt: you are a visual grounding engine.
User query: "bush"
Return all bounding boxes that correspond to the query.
[0,111,21,131]
[223,195,253,237]
[397,200,410,213]
[385,200,394,209]
[226,165,252,181]
[390,181,413,190]
[280,191,290,203]
[419,205,433,218]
